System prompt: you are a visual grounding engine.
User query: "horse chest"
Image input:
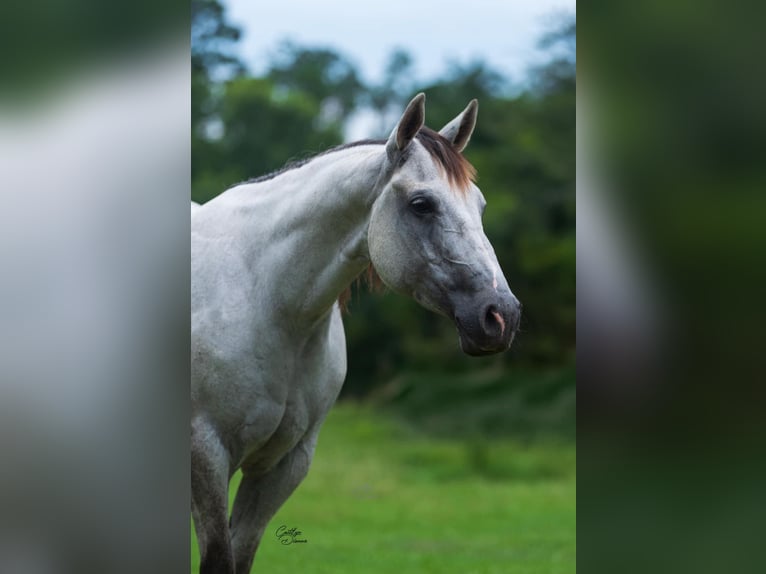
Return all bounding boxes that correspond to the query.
[239,310,347,474]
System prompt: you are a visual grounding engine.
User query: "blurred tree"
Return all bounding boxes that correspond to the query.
[417,60,506,135]
[533,14,576,95]
[267,41,364,127]
[192,76,344,203]
[191,0,245,200]
[368,48,415,135]
[191,0,244,133]
[191,0,244,76]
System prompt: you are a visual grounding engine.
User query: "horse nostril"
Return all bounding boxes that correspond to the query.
[483,305,506,336]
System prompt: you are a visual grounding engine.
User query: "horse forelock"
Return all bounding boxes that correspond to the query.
[411,127,476,193]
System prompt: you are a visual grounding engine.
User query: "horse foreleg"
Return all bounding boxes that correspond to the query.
[192,418,235,574]
[230,434,317,573]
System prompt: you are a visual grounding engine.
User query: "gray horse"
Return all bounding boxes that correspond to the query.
[191,93,521,573]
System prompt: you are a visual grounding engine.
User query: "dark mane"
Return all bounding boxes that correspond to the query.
[242,139,386,185]
[238,128,475,191]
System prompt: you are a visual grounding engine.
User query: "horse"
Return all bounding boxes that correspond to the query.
[191,93,521,573]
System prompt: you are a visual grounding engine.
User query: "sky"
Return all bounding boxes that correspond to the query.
[224,0,575,86]
[223,0,575,139]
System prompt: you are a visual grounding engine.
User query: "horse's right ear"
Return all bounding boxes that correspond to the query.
[438,99,478,153]
[386,93,425,160]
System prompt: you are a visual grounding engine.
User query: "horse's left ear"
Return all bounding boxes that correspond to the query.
[439,99,478,153]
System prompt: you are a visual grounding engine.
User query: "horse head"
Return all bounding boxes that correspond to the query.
[368,93,522,356]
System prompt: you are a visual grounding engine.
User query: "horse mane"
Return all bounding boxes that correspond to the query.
[242,128,475,191]
[338,263,383,313]
[243,139,386,185]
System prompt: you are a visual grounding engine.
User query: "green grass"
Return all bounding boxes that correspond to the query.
[191,403,576,573]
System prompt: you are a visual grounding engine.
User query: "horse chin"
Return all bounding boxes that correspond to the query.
[457,332,505,357]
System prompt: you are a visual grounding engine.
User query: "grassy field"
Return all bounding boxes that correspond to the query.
[191,403,576,573]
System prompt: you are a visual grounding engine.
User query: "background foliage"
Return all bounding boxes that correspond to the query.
[191,0,575,439]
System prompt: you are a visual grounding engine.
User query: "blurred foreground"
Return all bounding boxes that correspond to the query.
[0,29,190,574]
[579,2,766,573]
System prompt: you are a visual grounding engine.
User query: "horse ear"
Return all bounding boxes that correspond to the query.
[386,93,426,159]
[438,99,478,153]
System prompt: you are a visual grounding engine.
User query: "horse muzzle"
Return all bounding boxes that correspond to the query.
[454,295,521,356]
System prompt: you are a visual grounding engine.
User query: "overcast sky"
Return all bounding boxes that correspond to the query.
[224,0,576,88]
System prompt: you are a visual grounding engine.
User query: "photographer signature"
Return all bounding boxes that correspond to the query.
[275,525,308,545]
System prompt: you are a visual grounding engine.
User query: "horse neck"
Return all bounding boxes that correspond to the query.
[233,144,388,325]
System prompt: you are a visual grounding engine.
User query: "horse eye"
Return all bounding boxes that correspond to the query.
[409,196,435,216]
